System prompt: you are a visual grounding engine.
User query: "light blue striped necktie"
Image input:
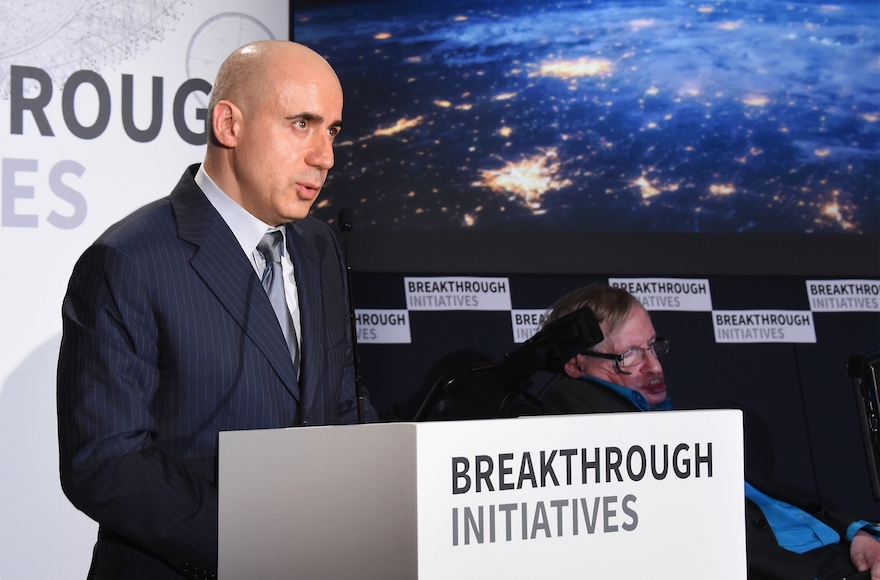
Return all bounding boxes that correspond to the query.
[257,231,300,378]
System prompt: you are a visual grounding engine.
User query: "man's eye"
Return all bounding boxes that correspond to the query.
[295,119,308,129]
[328,127,340,138]
[620,348,640,364]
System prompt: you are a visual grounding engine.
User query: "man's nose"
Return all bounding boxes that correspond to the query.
[643,349,663,373]
[306,133,334,170]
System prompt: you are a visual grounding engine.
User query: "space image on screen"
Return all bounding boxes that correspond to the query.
[293,0,879,275]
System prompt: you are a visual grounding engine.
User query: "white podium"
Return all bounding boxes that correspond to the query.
[219,410,746,579]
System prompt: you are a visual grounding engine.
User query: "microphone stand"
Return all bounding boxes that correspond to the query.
[338,209,365,423]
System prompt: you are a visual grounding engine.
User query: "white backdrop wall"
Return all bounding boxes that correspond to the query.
[0,2,287,578]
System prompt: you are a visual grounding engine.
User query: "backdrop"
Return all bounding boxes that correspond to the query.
[348,272,880,520]
[0,2,287,578]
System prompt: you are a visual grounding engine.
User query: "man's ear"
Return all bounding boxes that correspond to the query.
[563,356,582,379]
[211,100,240,148]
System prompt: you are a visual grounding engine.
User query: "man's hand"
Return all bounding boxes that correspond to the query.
[851,529,880,579]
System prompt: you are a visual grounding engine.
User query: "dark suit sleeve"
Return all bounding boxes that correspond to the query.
[57,241,217,575]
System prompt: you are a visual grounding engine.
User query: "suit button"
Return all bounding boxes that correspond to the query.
[752,517,769,530]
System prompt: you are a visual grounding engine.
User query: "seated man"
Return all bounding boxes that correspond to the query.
[540,283,880,580]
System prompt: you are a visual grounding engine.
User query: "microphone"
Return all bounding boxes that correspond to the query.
[338,208,354,234]
[337,208,365,423]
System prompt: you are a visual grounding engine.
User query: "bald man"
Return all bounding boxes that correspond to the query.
[57,41,376,580]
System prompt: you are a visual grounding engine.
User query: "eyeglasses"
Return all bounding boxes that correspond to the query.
[582,338,670,375]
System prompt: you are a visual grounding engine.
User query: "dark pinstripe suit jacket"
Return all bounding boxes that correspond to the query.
[57,164,376,579]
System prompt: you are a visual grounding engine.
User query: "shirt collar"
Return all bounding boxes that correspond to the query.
[195,164,283,258]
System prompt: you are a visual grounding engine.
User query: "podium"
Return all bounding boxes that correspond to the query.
[219,410,746,579]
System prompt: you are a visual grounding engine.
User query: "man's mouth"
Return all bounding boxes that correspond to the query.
[646,378,665,393]
[298,182,321,198]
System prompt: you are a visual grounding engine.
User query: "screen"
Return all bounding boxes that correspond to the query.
[294,0,879,274]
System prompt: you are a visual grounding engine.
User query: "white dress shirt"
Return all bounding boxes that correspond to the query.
[195,165,303,357]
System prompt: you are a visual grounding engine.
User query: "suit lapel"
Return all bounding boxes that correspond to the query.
[171,166,300,402]
[287,222,319,419]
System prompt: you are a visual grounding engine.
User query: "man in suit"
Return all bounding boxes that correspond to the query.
[57,41,377,579]
[540,283,880,580]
